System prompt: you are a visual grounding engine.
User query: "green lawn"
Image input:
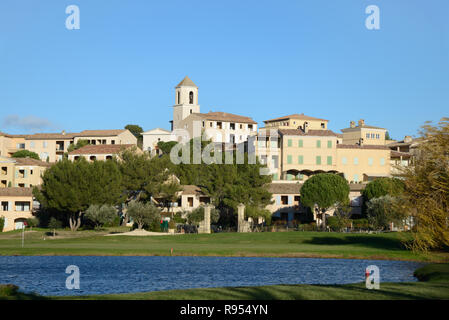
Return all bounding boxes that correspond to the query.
[0,228,448,262]
[2,264,449,300]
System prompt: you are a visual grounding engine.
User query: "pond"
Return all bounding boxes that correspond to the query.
[0,256,425,296]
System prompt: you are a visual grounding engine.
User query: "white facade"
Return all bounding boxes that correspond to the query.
[142,128,176,154]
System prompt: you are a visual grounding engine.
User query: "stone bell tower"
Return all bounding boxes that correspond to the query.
[172,76,200,130]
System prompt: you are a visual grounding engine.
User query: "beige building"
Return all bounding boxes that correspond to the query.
[73,129,137,146]
[141,128,175,155]
[256,114,392,183]
[341,119,387,145]
[67,144,140,161]
[263,113,329,131]
[24,132,76,162]
[0,156,51,188]
[1,129,137,163]
[0,133,28,158]
[0,188,34,232]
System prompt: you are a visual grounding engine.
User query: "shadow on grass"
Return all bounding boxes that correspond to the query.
[303,235,406,251]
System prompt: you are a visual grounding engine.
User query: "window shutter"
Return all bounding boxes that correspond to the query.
[8,201,12,212]
[288,196,293,205]
[276,196,281,205]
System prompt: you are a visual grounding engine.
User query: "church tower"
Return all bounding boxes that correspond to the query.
[172,76,200,130]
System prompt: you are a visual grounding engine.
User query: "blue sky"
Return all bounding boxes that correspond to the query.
[0,0,448,139]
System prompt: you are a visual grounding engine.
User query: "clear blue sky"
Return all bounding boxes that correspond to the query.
[0,0,448,139]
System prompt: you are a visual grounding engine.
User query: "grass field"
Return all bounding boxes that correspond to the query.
[0,228,448,262]
[1,264,449,300]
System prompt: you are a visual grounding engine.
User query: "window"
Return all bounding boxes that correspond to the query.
[189,91,194,104]
[287,139,292,147]
[298,155,303,165]
[287,174,293,181]
[353,174,359,183]
[281,196,288,205]
[316,140,321,148]
[316,156,321,165]
[217,122,222,129]
[272,173,278,180]
[17,143,25,149]
[15,201,30,212]
[327,156,332,165]
[368,158,373,166]
[188,197,194,207]
[178,91,180,104]
[287,155,292,164]
[298,139,303,147]
[376,134,380,139]
[190,109,192,114]
[380,158,385,166]
[43,141,48,148]
[30,142,35,148]
[240,124,243,129]
[342,157,347,165]
[230,123,235,130]
[327,140,332,148]
[111,140,115,144]
[366,133,370,139]
[354,157,359,165]
[248,124,253,130]
[321,123,325,128]
[1,201,8,211]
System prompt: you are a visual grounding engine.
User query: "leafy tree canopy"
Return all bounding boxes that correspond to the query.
[125,124,143,138]
[67,139,89,153]
[12,150,39,160]
[401,118,449,251]
[33,158,124,231]
[362,177,405,201]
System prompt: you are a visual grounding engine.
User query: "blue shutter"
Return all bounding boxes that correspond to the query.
[288,196,293,205]
[276,196,281,205]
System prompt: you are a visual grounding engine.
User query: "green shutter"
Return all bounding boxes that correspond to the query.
[316,156,321,165]
[298,139,303,147]
[298,155,303,164]
[288,139,292,147]
[327,156,332,165]
[316,140,321,148]
[327,140,332,148]
[287,155,292,164]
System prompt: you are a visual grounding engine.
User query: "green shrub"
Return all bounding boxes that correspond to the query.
[48,217,63,229]
[327,215,351,232]
[26,217,39,228]
[0,217,4,232]
[298,222,317,231]
[168,220,176,229]
[352,218,369,230]
[0,284,19,296]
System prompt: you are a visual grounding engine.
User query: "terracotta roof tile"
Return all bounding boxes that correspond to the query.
[198,112,257,124]
[0,187,33,197]
[175,76,198,88]
[337,144,390,150]
[13,157,52,167]
[266,183,302,194]
[68,144,136,155]
[279,129,340,137]
[75,130,127,137]
[264,113,328,123]
[181,185,206,195]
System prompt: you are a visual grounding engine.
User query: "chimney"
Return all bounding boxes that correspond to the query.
[404,135,412,143]
[304,122,309,133]
[359,138,364,146]
[350,121,355,128]
[358,119,365,127]
[62,130,66,135]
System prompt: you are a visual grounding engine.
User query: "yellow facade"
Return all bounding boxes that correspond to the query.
[0,188,34,232]
[0,156,50,188]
